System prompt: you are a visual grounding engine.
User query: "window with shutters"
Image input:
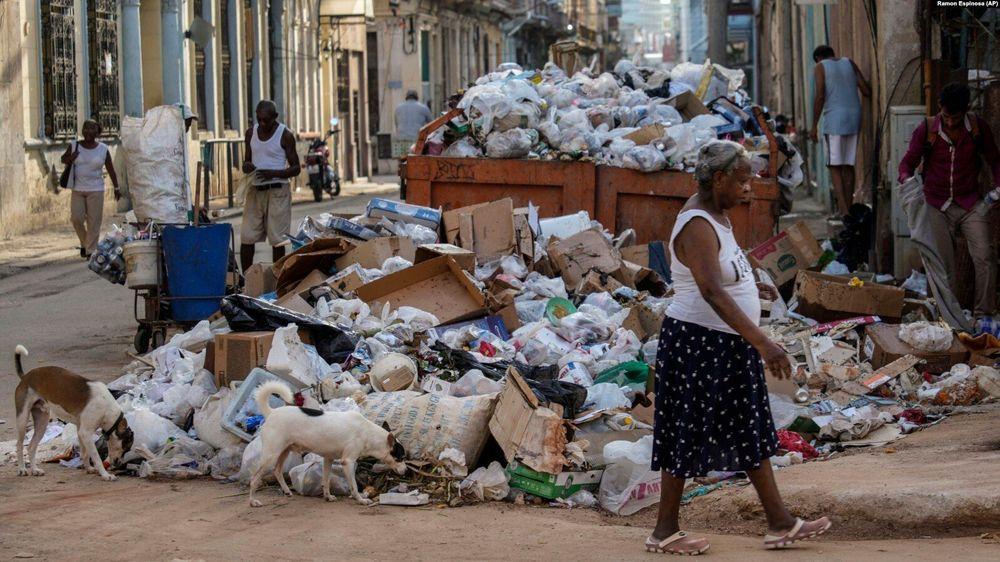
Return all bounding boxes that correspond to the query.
[221,0,233,130]
[40,0,78,140]
[88,0,120,135]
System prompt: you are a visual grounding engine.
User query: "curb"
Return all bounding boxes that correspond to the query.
[209,185,399,221]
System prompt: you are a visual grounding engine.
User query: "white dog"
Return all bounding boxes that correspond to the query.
[12,345,133,481]
[248,381,407,507]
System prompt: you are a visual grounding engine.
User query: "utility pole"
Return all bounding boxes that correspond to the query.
[707,0,728,64]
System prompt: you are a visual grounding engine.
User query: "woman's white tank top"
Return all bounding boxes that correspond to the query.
[666,209,760,334]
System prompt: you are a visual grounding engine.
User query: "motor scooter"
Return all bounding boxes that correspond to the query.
[305,119,341,201]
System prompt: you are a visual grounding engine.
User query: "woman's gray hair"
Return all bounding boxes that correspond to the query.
[693,140,749,190]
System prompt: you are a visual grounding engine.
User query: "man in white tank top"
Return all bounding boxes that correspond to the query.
[240,100,301,271]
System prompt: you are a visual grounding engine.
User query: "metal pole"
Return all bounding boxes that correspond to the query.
[227,144,235,208]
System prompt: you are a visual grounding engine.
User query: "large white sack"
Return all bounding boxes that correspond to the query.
[120,105,188,223]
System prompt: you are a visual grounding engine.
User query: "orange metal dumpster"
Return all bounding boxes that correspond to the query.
[594,167,779,247]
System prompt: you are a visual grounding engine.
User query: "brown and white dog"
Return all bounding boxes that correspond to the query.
[13,345,134,481]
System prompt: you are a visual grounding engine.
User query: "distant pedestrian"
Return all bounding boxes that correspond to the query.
[240,100,300,271]
[60,119,120,258]
[645,141,831,555]
[898,82,1000,319]
[810,45,871,216]
[393,90,432,156]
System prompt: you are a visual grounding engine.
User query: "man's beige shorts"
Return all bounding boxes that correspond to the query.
[241,185,291,246]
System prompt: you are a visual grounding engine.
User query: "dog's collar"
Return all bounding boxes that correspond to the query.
[102,412,124,440]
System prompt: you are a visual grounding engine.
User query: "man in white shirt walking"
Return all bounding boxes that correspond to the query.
[240,100,301,271]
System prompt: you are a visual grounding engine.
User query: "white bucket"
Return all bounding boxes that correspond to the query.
[124,239,160,289]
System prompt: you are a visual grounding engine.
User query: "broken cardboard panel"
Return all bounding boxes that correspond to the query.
[747,222,823,286]
[666,90,710,121]
[414,243,476,272]
[273,290,315,316]
[863,323,968,374]
[333,236,416,271]
[489,367,568,474]
[793,270,905,322]
[273,237,356,296]
[623,123,666,145]
[242,262,276,297]
[442,202,490,245]
[860,354,923,390]
[620,245,649,268]
[327,270,367,296]
[576,269,625,295]
[621,306,647,341]
[512,208,536,263]
[547,229,622,289]
[471,199,517,262]
[354,256,486,325]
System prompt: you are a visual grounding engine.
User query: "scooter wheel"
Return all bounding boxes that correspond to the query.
[333,179,341,196]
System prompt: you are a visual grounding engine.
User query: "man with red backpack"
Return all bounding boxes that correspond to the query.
[898,82,1000,319]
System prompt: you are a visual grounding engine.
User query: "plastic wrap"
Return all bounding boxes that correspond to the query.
[442,137,483,158]
[485,128,538,159]
[622,145,667,172]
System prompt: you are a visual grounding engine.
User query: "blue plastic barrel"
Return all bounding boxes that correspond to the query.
[162,224,232,322]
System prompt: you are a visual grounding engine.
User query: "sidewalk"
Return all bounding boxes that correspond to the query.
[0,176,400,280]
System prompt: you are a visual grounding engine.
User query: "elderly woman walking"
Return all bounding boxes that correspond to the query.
[60,119,120,258]
[645,141,830,555]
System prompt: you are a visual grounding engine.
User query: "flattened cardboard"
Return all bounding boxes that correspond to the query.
[328,271,367,296]
[489,367,567,474]
[471,199,517,262]
[623,123,666,145]
[860,354,923,390]
[794,270,905,322]
[214,331,274,388]
[547,229,622,289]
[242,262,276,297]
[273,291,314,315]
[748,222,823,286]
[334,236,416,271]
[620,245,649,268]
[354,256,486,325]
[863,323,967,373]
[414,243,476,271]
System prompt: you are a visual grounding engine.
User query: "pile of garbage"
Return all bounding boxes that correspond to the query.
[9,191,1000,516]
[420,59,802,191]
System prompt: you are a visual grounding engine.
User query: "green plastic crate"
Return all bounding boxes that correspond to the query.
[506,461,604,500]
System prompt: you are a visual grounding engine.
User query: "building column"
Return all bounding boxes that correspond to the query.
[269,0,285,117]
[249,0,262,114]
[122,0,145,117]
[161,0,183,105]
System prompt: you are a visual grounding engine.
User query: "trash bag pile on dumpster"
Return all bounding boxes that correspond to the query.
[419,59,803,191]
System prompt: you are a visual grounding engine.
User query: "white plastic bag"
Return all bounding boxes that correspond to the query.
[485,128,538,159]
[193,388,244,449]
[598,435,660,515]
[394,306,440,333]
[622,145,666,172]
[442,137,483,158]
[451,369,503,397]
[899,321,953,353]
[126,408,186,452]
[236,435,304,484]
[521,272,569,299]
[206,444,246,479]
[381,256,413,275]
[460,461,509,501]
[289,454,351,496]
[265,323,332,386]
[120,105,189,223]
[515,300,548,324]
[585,383,632,411]
[901,270,929,297]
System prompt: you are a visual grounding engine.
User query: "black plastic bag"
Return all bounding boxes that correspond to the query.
[220,295,358,364]
[523,378,588,419]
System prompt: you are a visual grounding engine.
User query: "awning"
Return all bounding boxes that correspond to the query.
[319,0,373,18]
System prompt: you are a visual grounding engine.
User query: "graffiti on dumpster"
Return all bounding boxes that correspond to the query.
[434,160,475,181]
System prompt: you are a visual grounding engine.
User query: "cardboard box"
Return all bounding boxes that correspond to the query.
[243,263,276,297]
[366,198,442,230]
[489,367,568,474]
[748,222,823,286]
[506,461,604,499]
[354,256,486,325]
[214,331,274,388]
[666,90,710,121]
[863,324,968,373]
[470,199,517,262]
[273,291,314,315]
[496,304,522,332]
[279,269,327,297]
[547,229,622,289]
[623,123,666,145]
[334,236,416,271]
[272,237,355,296]
[414,243,476,272]
[794,270,905,322]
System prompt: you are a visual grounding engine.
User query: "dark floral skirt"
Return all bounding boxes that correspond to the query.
[650,317,778,478]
